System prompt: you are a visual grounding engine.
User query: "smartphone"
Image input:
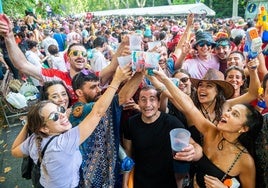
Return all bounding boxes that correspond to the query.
[0,14,8,25]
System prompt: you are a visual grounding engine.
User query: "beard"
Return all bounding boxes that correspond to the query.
[84,92,101,103]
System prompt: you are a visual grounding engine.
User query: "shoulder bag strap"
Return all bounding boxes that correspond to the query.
[37,135,58,167]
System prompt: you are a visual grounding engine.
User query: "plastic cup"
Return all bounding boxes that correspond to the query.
[169,128,191,155]
[117,55,132,68]
[148,41,161,50]
[129,34,142,51]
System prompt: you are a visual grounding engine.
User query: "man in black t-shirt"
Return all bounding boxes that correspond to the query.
[123,85,202,188]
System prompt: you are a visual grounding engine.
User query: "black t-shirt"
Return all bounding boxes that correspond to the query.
[124,112,185,188]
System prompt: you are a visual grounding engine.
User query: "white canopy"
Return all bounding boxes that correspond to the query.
[92,3,215,17]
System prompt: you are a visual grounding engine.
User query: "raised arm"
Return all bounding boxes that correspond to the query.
[118,71,143,105]
[148,69,216,135]
[173,13,194,69]
[0,14,42,80]
[256,53,268,82]
[78,65,132,144]
[99,35,130,85]
[226,57,260,108]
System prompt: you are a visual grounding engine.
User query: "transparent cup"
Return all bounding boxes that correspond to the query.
[117,55,132,68]
[129,34,142,51]
[169,128,191,155]
[148,41,161,50]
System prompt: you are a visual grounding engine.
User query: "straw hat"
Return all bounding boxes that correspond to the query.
[190,69,234,99]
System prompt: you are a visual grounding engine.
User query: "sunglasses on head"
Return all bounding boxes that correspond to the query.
[69,50,87,57]
[180,77,189,83]
[44,106,66,123]
[216,40,230,48]
[198,41,213,47]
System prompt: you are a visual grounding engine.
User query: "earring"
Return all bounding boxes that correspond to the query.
[238,130,242,134]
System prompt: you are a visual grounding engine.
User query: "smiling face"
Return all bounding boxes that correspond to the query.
[217,104,248,133]
[215,45,231,60]
[227,52,245,69]
[225,69,244,91]
[196,41,213,58]
[40,103,72,135]
[173,72,191,95]
[138,88,160,122]
[47,84,69,110]
[67,45,87,72]
[158,46,168,69]
[77,80,102,103]
[197,81,218,104]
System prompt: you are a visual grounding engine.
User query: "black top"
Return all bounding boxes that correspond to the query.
[124,112,185,188]
[195,154,239,188]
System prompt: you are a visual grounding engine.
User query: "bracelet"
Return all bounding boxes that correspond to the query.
[108,85,118,90]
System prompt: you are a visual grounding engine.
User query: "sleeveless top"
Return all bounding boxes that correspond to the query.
[195,154,240,188]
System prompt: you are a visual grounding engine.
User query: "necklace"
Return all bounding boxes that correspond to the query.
[200,99,216,123]
[217,135,243,151]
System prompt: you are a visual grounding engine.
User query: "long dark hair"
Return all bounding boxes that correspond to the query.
[225,65,247,95]
[172,68,196,99]
[238,103,263,157]
[192,84,226,123]
[39,80,71,108]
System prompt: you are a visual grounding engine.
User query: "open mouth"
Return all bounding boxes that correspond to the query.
[220,117,227,123]
[199,92,207,99]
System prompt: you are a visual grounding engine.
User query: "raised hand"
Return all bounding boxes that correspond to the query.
[114,63,133,83]
[187,13,194,27]
[0,14,12,36]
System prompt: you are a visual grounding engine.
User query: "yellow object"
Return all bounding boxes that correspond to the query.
[258,87,264,95]
[256,6,268,29]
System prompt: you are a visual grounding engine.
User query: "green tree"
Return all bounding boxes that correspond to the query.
[1,0,248,18]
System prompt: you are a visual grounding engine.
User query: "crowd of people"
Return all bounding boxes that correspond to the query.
[0,8,267,188]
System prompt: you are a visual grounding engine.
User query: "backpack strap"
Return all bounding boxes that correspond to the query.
[37,135,58,167]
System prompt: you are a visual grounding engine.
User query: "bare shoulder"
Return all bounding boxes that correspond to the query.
[239,151,255,173]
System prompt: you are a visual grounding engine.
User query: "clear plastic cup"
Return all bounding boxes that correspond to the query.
[129,34,142,51]
[169,128,191,155]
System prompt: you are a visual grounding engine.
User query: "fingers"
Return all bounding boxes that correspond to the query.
[247,58,259,70]
[174,146,195,161]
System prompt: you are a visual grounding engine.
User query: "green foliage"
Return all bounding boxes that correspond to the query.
[2,0,36,18]
[1,0,247,18]
[173,0,196,4]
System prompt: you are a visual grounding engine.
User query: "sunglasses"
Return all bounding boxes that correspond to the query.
[69,50,87,57]
[198,41,213,47]
[216,40,230,48]
[44,106,66,123]
[180,77,189,83]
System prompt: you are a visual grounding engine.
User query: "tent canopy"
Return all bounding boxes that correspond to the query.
[92,3,215,17]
